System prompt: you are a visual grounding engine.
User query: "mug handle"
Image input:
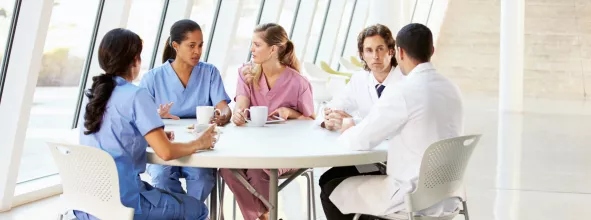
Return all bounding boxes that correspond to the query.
[242,109,251,122]
[210,108,223,122]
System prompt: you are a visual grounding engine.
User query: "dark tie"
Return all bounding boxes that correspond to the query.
[375,84,385,98]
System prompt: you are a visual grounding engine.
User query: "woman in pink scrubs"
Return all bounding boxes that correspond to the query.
[220,23,314,220]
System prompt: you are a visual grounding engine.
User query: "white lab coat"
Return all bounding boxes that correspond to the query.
[316,66,405,121]
[330,63,464,217]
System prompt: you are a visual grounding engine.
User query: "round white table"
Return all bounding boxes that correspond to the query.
[147,119,388,220]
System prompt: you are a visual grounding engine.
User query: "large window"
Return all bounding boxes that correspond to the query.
[190,0,220,61]
[223,0,262,99]
[301,0,329,63]
[0,0,17,99]
[277,0,300,38]
[17,0,100,183]
[331,0,355,69]
[127,0,165,83]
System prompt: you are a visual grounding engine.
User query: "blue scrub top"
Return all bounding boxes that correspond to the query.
[79,76,164,215]
[140,60,231,118]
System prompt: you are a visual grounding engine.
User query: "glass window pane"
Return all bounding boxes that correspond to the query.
[0,0,16,78]
[223,0,261,99]
[18,0,100,183]
[332,0,355,69]
[277,0,299,37]
[127,0,165,83]
[190,0,219,61]
[127,0,168,83]
[303,0,328,63]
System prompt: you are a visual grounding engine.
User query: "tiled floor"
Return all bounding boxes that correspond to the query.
[1,94,590,220]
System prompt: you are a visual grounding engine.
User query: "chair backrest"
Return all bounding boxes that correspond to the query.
[350,56,364,67]
[339,57,362,72]
[47,142,134,220]
[309,78,332,102]
[319,61,353,78]
[404,135,481,212]
[303,62,331,80]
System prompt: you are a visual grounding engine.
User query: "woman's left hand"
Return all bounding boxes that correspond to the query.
[269,107,298,120]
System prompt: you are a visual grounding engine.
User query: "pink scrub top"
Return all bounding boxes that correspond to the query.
[235,66,314,117]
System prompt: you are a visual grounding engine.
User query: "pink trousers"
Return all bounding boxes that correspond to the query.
[219,168,296,220]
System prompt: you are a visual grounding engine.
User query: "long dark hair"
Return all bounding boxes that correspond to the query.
[83,28,143,135]
[357,24,398,71]
[162,19,201,63]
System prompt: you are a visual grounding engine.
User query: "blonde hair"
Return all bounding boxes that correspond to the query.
[250,23,300,89]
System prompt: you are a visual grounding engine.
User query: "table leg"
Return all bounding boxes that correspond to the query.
[269,169,279,220]
[210,169,219,220]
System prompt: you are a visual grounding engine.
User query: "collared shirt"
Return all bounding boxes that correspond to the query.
[316,66,404,124]
[140,60,231,118]
[235,66,315,117]
[331,62,464,216]
[79,76,164,214]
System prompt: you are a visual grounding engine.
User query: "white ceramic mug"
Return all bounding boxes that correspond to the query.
[196,106,221,125]
[244,106,268,127]
[192,124,221,145]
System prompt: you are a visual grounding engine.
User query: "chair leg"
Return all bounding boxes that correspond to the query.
[219,177,237,220]
[353,213,361,220]
[303,173,311,220]
[307,171,316,220]
[232,197,237,220]
[219,179,225,220]
[462,201,469,220]
[302,171,312,220]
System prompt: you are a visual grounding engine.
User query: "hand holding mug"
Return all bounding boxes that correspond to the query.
[193,124,218,150]
[241,61,257,84]
[232,108,248,126]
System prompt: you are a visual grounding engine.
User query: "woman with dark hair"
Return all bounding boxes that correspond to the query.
[76,28,213,219]
[220,23,314,220]
[140,19,230,203]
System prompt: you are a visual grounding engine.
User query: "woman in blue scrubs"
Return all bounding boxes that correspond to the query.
[75,28,216,220]
[140,19,230,203]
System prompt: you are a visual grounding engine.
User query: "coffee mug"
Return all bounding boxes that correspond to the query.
[244,106,268,127]
[191,124,221,144]
[196,106,221,125]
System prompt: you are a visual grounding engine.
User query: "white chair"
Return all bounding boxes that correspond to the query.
[48,142,134,220]
[339,57,362,72]
[303,62,332,80]
[353,135,481,220]
[326,77,347,98]
[309,78,332,115]
[350,56,364,68]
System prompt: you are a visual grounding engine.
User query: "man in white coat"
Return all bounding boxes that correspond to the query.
[317,24,405,189]
[320,23,464,219]
[318,24,404,130]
